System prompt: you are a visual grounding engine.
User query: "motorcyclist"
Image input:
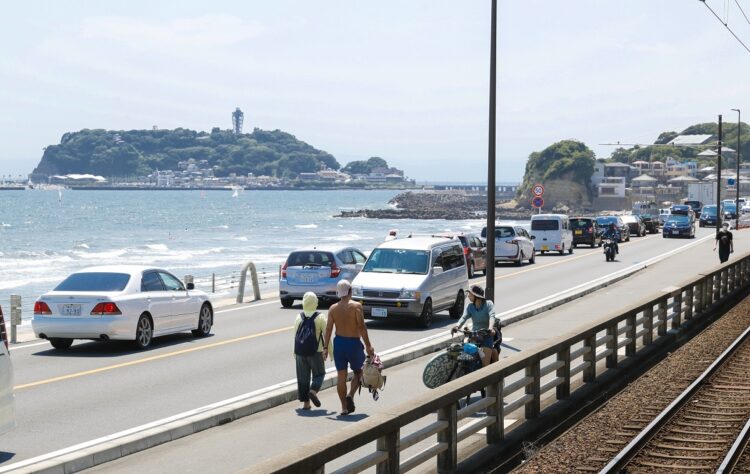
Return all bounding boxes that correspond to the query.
[602,222,621,254]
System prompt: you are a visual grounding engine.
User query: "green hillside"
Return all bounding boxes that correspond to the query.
[31,127,340,178]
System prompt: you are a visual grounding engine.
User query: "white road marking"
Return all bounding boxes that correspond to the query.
[9,341,49,351]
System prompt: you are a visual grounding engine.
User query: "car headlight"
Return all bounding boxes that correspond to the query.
[352,286,363,297]
[399,289,420,300]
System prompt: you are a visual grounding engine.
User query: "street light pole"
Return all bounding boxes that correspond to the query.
[485,0,497,301]
[732,108,741,229]
[717,114,723,235]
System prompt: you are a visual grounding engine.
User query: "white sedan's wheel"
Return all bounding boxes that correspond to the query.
[192,304,213,337]
[134,314,153,349]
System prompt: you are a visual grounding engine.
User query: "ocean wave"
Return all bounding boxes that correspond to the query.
[294,224,318,229]
[235,236,249,241]
[145,244,169,252]
[216,225,229,230]
[322,234,373,242]
[0,276,62,291]
[75,243,90,249]
[1,222,11,228]
[72,249,128,260]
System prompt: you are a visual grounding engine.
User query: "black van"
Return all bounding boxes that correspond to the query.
[570,217,601,248]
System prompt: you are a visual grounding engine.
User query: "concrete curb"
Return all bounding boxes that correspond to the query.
[2,236,712,473]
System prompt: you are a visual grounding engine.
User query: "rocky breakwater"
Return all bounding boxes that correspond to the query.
[335,192,533,220]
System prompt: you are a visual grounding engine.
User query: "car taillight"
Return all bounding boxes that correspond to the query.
[463,247,469,255]
[91,302,122,315]
[0,306,7,350]
[330,262,341,278]
[34,301,52,315]
[281,261,288,279]
[588,227,593,233]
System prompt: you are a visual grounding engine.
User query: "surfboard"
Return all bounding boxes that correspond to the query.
[422,352,460,389]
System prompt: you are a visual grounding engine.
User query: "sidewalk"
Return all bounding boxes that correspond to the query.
[87,231,748,473]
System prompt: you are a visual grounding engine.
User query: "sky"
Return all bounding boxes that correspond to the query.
[1,0,750,183]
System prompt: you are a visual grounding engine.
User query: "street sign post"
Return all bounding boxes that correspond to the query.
[532,184,545,197]
[532,196,544,208]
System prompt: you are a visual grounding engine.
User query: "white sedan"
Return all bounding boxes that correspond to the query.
[32,265,213,350]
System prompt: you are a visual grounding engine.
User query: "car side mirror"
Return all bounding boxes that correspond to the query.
[187,282,195,290]
[432,266,444,275]
[530,235,536,240]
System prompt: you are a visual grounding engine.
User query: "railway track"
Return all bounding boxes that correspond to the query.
[599,325,750,473]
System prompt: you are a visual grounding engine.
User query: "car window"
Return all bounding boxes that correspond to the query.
[55,272,131,292]
[495,226,515,238]
[440,244,465,270]
[337,250,355,265]
[287,251,334,267]
[531,219,560,231]
[363,248,429,274]
[159,272,185,291]
[353,251,367,264]
[571,219,591,229]
[141,271,165,292]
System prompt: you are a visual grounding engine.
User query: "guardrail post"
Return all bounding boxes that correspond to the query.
[9,295,21,344]
[236,261,262,303]
[606,325,617,368]
[525,359,541,419]
[556,347,571,399]
[626,313,636,356]
[583,335,596,383]
[684,286,694,321]
[211,273,216,293]
[672,292,682,330]
[643,306,653,346]
[657,298,668,337]
[376,430,399,474]
[437,403,457,472]
[486,379,504,444]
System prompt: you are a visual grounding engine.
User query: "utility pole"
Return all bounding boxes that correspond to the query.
[732,109,741,229]
[717,114,723,235]
[485,0,497,301]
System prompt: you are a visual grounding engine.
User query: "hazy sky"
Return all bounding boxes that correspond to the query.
[1,0,749,182]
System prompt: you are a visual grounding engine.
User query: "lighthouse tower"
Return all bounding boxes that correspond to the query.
[232,107,244,135]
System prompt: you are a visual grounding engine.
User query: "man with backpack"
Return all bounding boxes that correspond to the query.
[293,292,327,411]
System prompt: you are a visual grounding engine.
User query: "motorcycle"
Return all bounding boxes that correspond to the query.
[603,238,617,262]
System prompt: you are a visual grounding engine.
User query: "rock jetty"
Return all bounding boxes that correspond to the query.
[335,192,536,220]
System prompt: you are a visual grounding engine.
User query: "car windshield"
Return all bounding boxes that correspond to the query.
[666,215,690,224]
[362,248,429,274]
[622,216,637,223]
[724,204,737,212]
[531,219,560,231]
[596,216,618,226]
[54,272,131,292]
[286,251,334,267]
[702,206,717,216]
[570,219,592,229]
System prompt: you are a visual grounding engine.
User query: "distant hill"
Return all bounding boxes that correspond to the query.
[31,127,341,179]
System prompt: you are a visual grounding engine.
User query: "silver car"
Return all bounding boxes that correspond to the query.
[279,245,367,308]
[482,224,536,265]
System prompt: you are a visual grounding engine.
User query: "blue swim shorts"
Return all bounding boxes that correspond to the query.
[333,335,365,372]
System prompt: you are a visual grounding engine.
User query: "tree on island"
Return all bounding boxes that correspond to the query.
[341,157,390,175]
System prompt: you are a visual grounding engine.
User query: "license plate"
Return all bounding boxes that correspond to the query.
[62,304,81,316]
[541,245,549,251]
[672,230,679,235]
[371,307,387,318]
[575,230,582,235]
[299,274,316,283]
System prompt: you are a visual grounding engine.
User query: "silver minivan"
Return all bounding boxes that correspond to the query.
[0,309,15,436]
[351,237,468,328]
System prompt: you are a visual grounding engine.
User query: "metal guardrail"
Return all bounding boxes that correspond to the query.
[252,254,750,474]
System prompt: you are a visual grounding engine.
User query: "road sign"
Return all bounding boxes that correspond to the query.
[728,178,736,186]
[532,184,545,196]
[532,196,544,208]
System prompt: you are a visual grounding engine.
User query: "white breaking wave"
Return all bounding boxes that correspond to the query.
[145,244,169,252]
[323,234,373,242]
[1,223,11,228]
[235,236,249,241]
[294,224,318,229]
[75,243,90,249]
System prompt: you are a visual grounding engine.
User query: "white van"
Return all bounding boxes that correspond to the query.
[0,309,15,436]
[350,237,468,328]
[530,214,574,255]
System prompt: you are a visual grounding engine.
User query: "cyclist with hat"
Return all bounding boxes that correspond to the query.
[452,285,497,367]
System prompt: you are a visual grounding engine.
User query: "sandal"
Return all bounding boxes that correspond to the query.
[309,391,321,408]
[346,396,355,414]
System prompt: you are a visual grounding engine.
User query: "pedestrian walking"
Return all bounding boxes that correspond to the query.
[714,222,734,264]
[323,280,374,416]
[293,292,327,411]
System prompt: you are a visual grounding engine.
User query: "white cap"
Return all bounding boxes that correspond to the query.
[336,279,352,298]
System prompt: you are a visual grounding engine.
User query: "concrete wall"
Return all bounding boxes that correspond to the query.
[592,196,630,212]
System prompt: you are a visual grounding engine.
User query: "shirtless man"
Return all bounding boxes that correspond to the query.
[323,279,374,415]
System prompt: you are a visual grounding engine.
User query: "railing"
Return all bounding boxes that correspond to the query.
[252,254,750,474]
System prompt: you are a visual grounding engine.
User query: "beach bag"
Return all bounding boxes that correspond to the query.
[362,354,386,400]
[294,312,319,356]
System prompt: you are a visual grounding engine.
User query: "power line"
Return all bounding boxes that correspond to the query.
[734,0,750,27]
[700,0,750,53]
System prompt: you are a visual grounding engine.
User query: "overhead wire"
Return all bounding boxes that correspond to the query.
[734,0,750,27]
[700,0,750,53]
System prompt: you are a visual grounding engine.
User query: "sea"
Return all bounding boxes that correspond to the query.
[0,189,501,319]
